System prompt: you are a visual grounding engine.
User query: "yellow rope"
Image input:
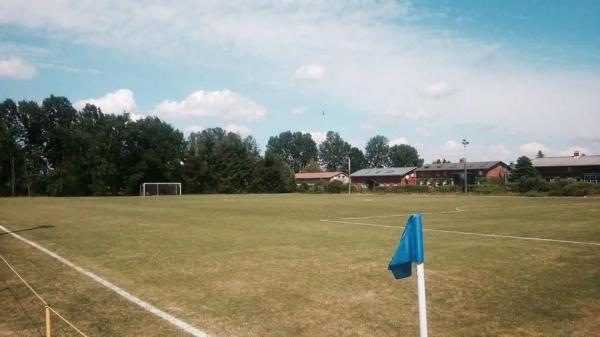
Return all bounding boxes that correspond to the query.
[0,253,91,337]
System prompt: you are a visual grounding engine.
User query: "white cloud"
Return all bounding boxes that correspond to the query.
[558,146,590,157]
[1,1,599,148]
[487,144,512,157]
[151,89,265,121]
[224,123,251,136]
[0,57,36,79]
[290,106,306,115]
[360,123,376,132]
[442,140,464,152]
[73,88,138,115]
[305,131,327,144]
[414,126,431,137]
[183,125,204,136]
[405,109,436,121]
[390,137,410,146]
[519,142,550,157]
[293,64,325,81]
[421,81,453,99]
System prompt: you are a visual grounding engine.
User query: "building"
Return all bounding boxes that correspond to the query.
[416,161,510,186]
[294,172,349,185]
[532,151,600,182]
[350,167,417,190]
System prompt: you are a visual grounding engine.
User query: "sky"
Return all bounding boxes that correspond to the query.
[1,0,599,163]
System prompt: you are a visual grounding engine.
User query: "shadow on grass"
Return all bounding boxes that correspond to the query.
[0,287,44,337]
[0,225,54,236]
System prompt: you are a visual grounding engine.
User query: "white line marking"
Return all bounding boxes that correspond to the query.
[318,220,600,246]
[0,224,209,337]
[332,202,598,221]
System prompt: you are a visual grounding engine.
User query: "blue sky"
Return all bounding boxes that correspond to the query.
[1,0,599,163]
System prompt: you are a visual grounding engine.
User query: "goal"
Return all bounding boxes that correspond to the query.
[140,182,182,196]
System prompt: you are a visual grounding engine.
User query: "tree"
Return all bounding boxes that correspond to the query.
[511,156,540,181]
[348,147,366,173]
[0,99,24,196]
[433,158,450,164]
[365,135,389,168]
[249,153,295,193]
[388,144,424,167]
[536,150,545,158]
[318,131,351,171]
[304,159,322,173]
[266,131,317,172]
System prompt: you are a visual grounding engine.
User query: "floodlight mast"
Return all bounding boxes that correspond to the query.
[461,139,469,193]
[348,157,351,195]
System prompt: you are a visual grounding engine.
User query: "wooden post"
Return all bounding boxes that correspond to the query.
[45,305,51,337]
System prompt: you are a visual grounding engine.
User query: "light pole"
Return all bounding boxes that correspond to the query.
[348,157,351,195]
[462,139,469,193]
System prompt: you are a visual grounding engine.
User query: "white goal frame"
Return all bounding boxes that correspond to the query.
[140,182,182,196]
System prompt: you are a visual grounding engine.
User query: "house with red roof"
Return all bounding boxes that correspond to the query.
[294,172,349,185]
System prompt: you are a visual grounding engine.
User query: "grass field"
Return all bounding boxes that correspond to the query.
[1,194,599,337]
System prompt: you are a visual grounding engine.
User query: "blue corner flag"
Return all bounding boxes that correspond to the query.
[388,213,424,279]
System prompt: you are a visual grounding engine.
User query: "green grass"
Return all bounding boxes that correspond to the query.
[1,194,599,337]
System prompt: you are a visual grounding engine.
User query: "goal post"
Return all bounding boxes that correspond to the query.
[140,182,182,196]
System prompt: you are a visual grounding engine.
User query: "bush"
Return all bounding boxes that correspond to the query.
[547,181,600,196]
[297,183,309,193]
[324,180,345,193]
[373,185,430,193]
[517,176,546,193]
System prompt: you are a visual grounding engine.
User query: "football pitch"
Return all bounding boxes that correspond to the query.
[1,194,599,337]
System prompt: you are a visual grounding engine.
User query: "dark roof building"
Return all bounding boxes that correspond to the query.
[416,161,510,185]
[350,167,417,189]
[532,152,600,182]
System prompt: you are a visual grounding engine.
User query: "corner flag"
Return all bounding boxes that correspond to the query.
[388,213,428,337]
[388,213,424,279]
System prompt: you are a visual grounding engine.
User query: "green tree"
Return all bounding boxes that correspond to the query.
[388,144,424,167]
[0,99,25,196]
[511,156,540,181]
[250,153,295,193]
[266,131,318,172]
[304,159,322,173]
[17,100,48,195]
[365,135,389,168]
[348,147,367,173]
[318,131,351,171]
[536,150,545,158]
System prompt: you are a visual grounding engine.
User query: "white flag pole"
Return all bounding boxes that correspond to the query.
[416,263,428,337]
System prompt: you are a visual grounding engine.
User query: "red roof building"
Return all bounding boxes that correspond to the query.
[294,172,349,185]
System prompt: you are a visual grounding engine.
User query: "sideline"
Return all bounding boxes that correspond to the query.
[318,219,600,247]
[0,224,209,337]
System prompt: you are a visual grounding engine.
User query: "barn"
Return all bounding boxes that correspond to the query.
[350,167,417,190]
[416,160,510,186]
[294,172,349,185]
[532,151,600,182]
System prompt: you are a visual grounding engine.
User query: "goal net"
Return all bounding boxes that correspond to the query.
[140,182,182,196]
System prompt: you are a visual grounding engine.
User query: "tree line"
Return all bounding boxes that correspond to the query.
[0,95,423,196]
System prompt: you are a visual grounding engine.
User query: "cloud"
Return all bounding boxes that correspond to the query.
[519,142,550,157]
[421,81,453,99]
[224,123,251,136]
[487,144,512,157]
[519,142,592,158]
[360,123,376,132]
[293,64,325,81]
[290,106,306,115]
[442,140,464,152]
[305,131,327,144]
[1,1,599,148]
[151,89,266,121]
[73,88,138,115]
[390,137,410,146]
[0,57,36,79]
[414,126,431,137]
[183,125,204,136]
